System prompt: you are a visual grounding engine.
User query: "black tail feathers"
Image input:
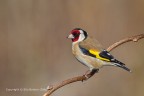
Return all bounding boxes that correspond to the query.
[112,59,131,72]
[115,63,131,72]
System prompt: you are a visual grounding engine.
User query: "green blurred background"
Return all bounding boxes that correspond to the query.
[0,0,144,96]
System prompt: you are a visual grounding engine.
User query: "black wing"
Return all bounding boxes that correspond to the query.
[99,50,114,60]
[99,50,125,65]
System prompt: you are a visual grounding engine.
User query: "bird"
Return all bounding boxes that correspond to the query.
[67,28,131,77]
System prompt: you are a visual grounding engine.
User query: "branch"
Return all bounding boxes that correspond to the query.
[43,70,97,96]
[43,76,86,96]
[107,34,144,52]
[43,34,144,96]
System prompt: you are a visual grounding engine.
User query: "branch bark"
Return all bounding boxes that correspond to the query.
[43,34,144,96]
[107,34,144,52]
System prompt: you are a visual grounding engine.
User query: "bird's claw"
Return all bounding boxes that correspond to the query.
[82,69,99,82]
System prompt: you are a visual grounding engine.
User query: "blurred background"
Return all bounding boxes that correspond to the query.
[0,0,144,96]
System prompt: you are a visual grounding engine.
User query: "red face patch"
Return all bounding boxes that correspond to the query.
[71,30,80,42]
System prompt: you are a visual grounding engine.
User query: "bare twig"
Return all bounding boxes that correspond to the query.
[107,34,144,52]
[43,34,144,96]
[43,75,86,96]
[43,70,97,96]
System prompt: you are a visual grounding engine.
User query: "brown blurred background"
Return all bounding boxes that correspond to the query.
[0,0,144,96]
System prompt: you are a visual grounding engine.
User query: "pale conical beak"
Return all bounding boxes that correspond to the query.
[67,34,74,39]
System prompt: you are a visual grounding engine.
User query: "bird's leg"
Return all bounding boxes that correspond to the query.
[83,68,99,80]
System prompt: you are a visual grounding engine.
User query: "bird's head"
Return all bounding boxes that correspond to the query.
[67,28,88,43]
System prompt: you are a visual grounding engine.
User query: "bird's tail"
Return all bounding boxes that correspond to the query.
[115,63,131,72]
[112,59,131,72]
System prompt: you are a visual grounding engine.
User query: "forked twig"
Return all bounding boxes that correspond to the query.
[43,34,144,96]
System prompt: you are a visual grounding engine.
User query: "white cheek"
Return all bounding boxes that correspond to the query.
[78,34,85,42]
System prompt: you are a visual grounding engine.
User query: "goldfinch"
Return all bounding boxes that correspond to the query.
[67,28,131,75]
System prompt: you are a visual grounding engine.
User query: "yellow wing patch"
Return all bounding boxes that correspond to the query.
[89,49,110,62]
